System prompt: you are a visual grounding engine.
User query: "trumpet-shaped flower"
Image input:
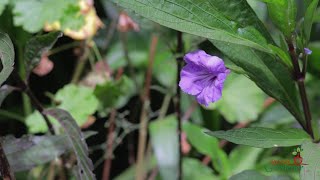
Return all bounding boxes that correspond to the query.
[179,50,230,106]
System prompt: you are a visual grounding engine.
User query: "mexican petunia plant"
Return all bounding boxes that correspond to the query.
[1,0,320,180]
[114,0,320,179]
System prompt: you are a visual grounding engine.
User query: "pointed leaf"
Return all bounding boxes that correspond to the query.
[24,31,62,73]
[211,40,304,125]
[0,32,14,86]
[262,0,297,37]
[183,122,230,177]
[114,0,304,127]
[206,127,311,148]
[114,0,273,53]
[303,0,319,43]
[1,135,71,172]
[43,108,96,180]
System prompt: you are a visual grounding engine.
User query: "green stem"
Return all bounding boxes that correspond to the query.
[47,41,81,56]
[71,48,90,84]
[0,110,24,122]
[17,44,32,116]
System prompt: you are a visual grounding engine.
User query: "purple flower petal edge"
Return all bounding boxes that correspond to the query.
[179,50,230,106]
[304,48,312,55]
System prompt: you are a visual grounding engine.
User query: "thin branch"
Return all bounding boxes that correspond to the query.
[102,69,123,180]
[175,31,184,180]
[136,34,158,180]
[12,70,55,134]
[0,138,15,180]
[287,41,314,139]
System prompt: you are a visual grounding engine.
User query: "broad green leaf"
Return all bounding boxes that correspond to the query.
[303,0,319,43]
[300,141,320,180]
[2,135,71,172]
[230,170,292,180]
[153,51,177,87]
[114,0,273,53]
[44,108,95,180]
[94,76,135,109]
[229,146,263,175]
[114,0,304,127]
[0,0,8,16]
[183,122,230,177]
[13,0,82,33]
[261,0,297,37]
[26,84,99,133]
[208,73,265,123]
[24,31,62,73]
[183,158,218,180]
[149,115,179,180]
[268,44,292,69]
[0,32,14,86]
[211,40,304,126]
[314,7,320,22]
[206,127,311,148]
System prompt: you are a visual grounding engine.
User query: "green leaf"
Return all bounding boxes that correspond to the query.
[229,146,263,175]
[268,44,292,69]
[26,84,99,133]
[2,135,71,172]
[262,0,297,37]
[230,170,292,180]
[153,51,177,87]
[211,40,304,126]
[43,108,95,180]
[183,158,218,180]
[0,0,8,16]
[206,127,311,148]
[208,73,265,123]
[114,0,273,53]
[149,115,179,180]
[94,76,135,109]
[24,31,62,73]
[13,0,82,33]
[115,0,303,123]
[183,122,230,177]
[0,32,14,86]
[300,141,320,180]
[303,0,319,43]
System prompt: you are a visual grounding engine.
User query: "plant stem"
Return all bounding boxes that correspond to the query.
[71,47,90,84]
[12,70,55,134]
[17,44,32,116]
[0,139,15,180]
[287,41,314,139]
[0,110,24,122]
[102,69,123,180]
[175,31,183,180]
[47,41,81,56]
[136,35,158,180]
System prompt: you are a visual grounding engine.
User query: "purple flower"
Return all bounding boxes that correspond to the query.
[304,48,312,55]
[179,50,230,106]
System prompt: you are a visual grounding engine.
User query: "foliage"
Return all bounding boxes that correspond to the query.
[0,0,320,179]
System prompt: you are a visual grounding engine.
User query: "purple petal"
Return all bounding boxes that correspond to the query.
[179,50,230,106]
[304,48,312,55]
[179,64,211,95]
